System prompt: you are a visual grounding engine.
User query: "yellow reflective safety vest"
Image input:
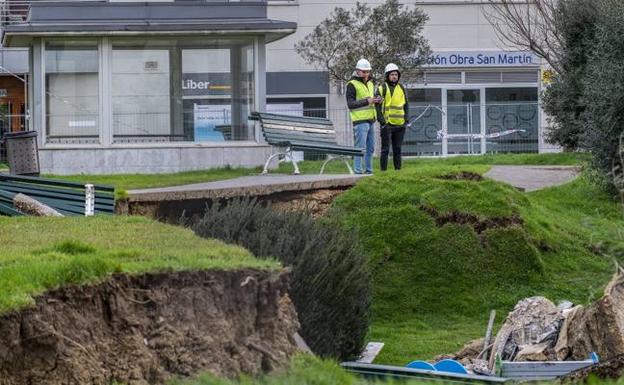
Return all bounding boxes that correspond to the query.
[348,79,376,122]
[379,82,406,125]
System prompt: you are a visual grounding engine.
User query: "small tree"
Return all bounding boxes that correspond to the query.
[484,0,562,74]
[295,0,430,86]
[541,0,598,150]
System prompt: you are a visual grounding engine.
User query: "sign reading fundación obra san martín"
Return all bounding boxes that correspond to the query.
[426,51,540,67]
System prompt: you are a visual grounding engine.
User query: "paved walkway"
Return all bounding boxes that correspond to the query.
[127,174,366,202]
[484,165,581,192]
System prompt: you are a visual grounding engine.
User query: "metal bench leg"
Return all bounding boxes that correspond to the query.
[285,147,301,175]
[262,151,286,174]
[320,155,335,175]
[342,157,354,175]
[320,155,354,175]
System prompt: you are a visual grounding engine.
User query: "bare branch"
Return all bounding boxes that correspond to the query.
[484,0,562,74]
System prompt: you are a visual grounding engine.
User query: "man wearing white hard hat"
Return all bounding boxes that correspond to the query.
[346,58,382,174]
[375,63,408,171]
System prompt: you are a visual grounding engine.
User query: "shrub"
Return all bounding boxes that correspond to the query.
[541,0,598,151]
[187,198,371,361]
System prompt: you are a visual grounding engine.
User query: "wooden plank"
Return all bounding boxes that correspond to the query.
[262,122,335,133]
[254,112,332,125]
[287,140,364,151]
[264,133,337,144]
[264,127,337,139]
[357,342,385,364]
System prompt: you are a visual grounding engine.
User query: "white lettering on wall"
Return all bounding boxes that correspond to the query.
[426,51,539,67]
[182,79,211,90]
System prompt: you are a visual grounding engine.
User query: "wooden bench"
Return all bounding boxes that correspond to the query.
[0,174,115,216]
[249,112,364,175]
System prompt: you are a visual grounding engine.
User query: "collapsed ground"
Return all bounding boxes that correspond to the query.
[0,217,298,385]
[331,156,623,364]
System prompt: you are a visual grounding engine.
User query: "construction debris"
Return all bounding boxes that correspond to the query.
[555,268,624,362]
[13,193,63,217]
[488,296,563,367]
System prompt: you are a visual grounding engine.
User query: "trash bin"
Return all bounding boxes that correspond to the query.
[3,131,40,176]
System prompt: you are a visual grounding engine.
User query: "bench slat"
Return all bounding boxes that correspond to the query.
[264,132,337,144]
[263,127,337,139]
[252,112,332,125]
[261,122,335,133]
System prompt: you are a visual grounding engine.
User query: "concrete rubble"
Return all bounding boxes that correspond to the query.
[443,267,624,379]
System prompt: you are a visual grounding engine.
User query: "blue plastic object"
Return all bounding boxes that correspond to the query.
[405,360,436,371]
[590,352,600,364]
[433,359,469,374]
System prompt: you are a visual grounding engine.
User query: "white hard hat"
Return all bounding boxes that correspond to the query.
[385,63,400,74]
[355,58,372,71]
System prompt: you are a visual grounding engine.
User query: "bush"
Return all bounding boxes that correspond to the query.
[187,198,371,361]
[541,0,598,151]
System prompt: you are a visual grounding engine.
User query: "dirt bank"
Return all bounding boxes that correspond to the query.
[0,269,299,385]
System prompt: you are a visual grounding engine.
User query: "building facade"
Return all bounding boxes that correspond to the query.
[0,0,556,175]
[266,0,555,157]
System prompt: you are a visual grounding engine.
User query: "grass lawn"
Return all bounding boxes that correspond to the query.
[0,215,276,314]
[331,156,622,364]
[42,153,587,198]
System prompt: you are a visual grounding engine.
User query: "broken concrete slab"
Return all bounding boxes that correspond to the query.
[489,296,563,366]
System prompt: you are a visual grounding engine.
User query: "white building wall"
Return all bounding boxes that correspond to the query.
[267,0,559,153]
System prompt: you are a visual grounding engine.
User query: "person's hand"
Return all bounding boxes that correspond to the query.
[373,96,383,104]
[367,97,376,105]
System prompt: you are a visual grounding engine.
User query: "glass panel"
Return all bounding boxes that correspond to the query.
[446,89,480,155]
[45,41,99,144]
[485,88,538,153]
[405,89,443,156]
[112,48,171,143]
[112,37,255,143]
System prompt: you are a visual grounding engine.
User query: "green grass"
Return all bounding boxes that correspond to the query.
[41,153,584,198]
[331,157,622,364]
[45,166,261,199]
[172,352,624,385]
[171,354,456,385]
[0,215,276,314]
[276,152,588,175]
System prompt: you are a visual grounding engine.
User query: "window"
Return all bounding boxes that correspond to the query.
[111,38,255,143]
[404,88,443,156]
[485,87,539,153]
[45,41,99,144]
[112,47,171,143]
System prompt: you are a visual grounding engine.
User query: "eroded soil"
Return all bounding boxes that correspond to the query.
[0,269,299,385]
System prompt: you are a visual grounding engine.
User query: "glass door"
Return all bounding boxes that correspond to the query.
[446,89,481,155]
[405,89,443,156]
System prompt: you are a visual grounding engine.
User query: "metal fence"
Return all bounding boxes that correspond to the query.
[270,102,550,159]
[0,101,559,166]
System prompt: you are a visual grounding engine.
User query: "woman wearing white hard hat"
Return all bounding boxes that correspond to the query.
[375,63,408,171]
[345,58,382,174]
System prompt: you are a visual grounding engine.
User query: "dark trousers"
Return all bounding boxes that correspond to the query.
[380,124,406,171]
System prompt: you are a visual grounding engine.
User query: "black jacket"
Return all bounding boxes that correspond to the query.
[346,75,376,124]
[375,72,409,127]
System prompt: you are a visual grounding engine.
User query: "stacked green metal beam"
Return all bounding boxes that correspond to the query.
[0,174,115,216]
